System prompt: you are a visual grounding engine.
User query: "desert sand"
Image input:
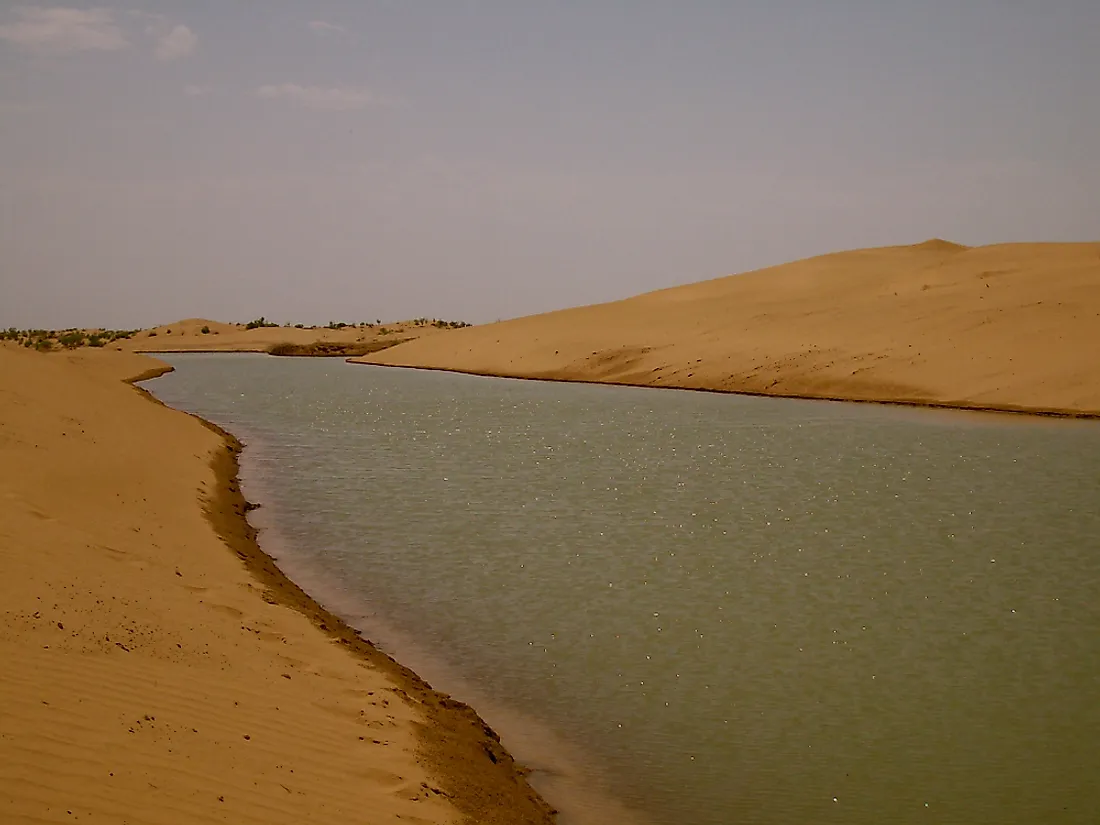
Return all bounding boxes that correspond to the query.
[356,241,1100,417]
[0,344,553,825]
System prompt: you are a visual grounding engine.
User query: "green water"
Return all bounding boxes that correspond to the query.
[147,354,1100,825]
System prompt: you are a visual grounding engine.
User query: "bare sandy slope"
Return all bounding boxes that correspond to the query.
[122,318,436,353]
[358,241,1100,416]
[0,345,552,825]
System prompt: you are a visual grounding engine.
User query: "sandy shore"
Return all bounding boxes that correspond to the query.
[118,318,441,354]
[0,344,553,824]
[355,241,1100,417]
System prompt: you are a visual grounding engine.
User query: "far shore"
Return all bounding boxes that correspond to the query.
[355,240,1100,419]
[1,316,470,357]
[349,359,1100,420]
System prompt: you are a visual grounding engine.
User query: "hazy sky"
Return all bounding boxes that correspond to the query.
[2,1,1097,328]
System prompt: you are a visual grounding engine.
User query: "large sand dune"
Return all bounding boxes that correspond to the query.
[357,241,1100,416]
[0,345,552,824]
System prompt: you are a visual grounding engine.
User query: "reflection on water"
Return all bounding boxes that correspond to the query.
[148,354,1100,825]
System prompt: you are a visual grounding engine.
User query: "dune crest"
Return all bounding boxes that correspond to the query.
[913,238,970,253]
[356,241,1100,417]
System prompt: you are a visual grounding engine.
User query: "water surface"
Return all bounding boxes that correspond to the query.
[148,354,1100,825]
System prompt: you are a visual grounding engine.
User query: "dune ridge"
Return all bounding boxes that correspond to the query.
[355,241,1100,417]
[0,345,554,825]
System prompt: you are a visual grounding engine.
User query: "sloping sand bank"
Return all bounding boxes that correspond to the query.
[356,241,1100,417]
[0,345,553,825]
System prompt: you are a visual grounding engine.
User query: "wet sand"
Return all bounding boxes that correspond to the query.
[355,241,1100,417]
[0,344,553,825]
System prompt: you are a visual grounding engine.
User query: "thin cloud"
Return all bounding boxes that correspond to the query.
[257,84,371,112]
[154,24,196,61]
[308,20,348,36]
[183,84,207,97]
[0,6,128,54]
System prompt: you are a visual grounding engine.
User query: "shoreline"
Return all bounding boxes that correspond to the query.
[131,364,558,824]
[353,241,1100,420]
[0,345,555,825]
[348,359,1100,421]
[143,356,653,825]
[137,346,1099,420]
[130,344,403,357]
[245,511,657,825]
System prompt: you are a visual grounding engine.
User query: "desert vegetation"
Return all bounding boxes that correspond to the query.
[1,327,138,350]
[267,339,409,357]
[411,318,472,329]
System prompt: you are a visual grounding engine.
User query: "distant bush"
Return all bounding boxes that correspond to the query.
[34,339,53,351]
[58,331,85,349]
[245,317,279,330]
[293,323,305,329]
[268,339,409,357]
[325,321,348,329]
[147,331,158,337]
[87,335,105,348]
[201,325,211,334]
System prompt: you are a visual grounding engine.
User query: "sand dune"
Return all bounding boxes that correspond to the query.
[0,345,552,825]
[356,241,1100,416]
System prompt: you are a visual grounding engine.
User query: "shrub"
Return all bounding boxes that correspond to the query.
[147,331,158,337]
[201,325,211,334]
[245,317,279,330]
[58,331,85,349]
[87,335,105,348]
[34,339,53,351]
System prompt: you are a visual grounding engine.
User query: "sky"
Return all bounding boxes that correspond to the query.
[1,1,1098,329]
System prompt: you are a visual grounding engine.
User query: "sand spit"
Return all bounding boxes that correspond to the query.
[126,318,435,354]
[0,345,553,825]
[355,241,1100,417]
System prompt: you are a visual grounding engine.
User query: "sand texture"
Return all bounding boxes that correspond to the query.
[0,345,553,825]
[356,241,1100,416]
